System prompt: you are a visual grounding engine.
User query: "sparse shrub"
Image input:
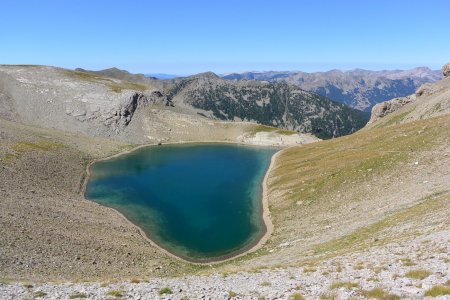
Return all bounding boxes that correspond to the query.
[367,277,380,282]
[159,287,173,295]
[106,290,123,297]
[260,281,271,286]
[130,278,140,284]
[320,293,337,300]
[362,288,400,300]
[23,284,33,289]
[405,269,432,280]
[34,291,47,298]
[289,293,304,300]
[69,292,87,299]
[228,290,237,297]
[303,267,316,273]
[424,285,450,297]
[400,258,416,266]
[330,281,359,289]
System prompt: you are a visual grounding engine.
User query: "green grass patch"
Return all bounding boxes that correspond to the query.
[249,124,297,136]
[106,290,124,297]
[362,288,400,300]
[375,109,412,128]
[69,292,88,299]
[228,291,237,297]
[159,287,173,295]
[289,293,304,300]
[63,70,148,93]
[109,82,148,93]
[12,140,63,153]
[311,192,449,256]
[400,258,416,266]
[425,285,450,297]
[303,267,317,273]
[330,281,359,289]
[34,291,47,298]
[405,269,432,280]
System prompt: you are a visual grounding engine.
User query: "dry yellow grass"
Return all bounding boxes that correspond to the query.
[63,69,148,93]
[235,114,450,269]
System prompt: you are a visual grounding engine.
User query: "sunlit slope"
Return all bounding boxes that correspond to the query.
[228,114,449,269]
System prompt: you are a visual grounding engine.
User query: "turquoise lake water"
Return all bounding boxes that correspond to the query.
[85,143,276,262]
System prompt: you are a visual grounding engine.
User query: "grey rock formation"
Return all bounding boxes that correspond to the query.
[367,96,415,124]
[443,63,450,77]
[415,83,433,97]
[0,66,167,140]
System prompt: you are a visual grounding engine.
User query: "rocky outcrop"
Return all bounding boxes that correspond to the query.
[0,65,181,141]
[443,63,450,77]
[103,92,146,132]
[367,96,415,124]
[102,91,174,133]
[415,83,433,97]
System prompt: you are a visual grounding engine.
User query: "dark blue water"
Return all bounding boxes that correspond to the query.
[85,143,276,262]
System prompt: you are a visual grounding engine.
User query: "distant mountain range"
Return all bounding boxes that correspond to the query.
[145,73,181,79]
[86,67,441,112]
[166,72,368,139]
[72,68,369,138]
[222,67,442,111]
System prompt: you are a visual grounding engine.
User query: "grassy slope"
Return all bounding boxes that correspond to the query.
[62,69,149,93]
[217,114,449,271]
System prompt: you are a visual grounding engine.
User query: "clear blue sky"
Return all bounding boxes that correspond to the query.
[1,0,449,74]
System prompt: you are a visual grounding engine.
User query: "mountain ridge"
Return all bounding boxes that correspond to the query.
[2,65,367,140]
[222,67,442,111]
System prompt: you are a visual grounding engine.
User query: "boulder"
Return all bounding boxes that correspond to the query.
[416,83,433,97]
[443,63,450,77]
[367,96,414,124]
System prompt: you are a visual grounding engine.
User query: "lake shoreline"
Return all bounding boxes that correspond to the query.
[81,141,285,265]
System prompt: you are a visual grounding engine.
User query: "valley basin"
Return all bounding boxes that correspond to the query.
[85,143,277,262]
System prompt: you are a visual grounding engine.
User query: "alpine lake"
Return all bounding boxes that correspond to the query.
[85,143,276,262]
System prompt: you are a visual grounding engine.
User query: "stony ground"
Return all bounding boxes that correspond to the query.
[1,229,449,299]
